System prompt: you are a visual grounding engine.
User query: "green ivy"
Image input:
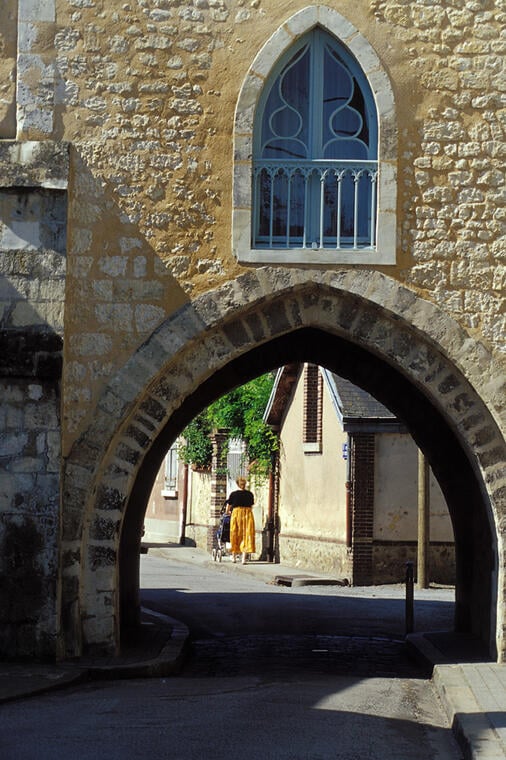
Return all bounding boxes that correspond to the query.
[178,372,278,479]
[177,414,213,470]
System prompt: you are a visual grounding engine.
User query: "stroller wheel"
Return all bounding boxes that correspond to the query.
[211,548,217,561]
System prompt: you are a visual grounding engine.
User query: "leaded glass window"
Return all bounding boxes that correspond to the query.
[253,28,378,250]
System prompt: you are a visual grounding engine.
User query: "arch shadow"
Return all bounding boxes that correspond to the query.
[121,328,495,656]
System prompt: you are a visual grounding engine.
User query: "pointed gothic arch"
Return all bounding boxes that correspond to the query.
[61,269,506,661]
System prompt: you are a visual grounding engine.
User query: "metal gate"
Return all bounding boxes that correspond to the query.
[227,437,247,495]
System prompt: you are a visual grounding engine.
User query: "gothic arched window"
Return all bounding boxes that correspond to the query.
[253,28,378,251]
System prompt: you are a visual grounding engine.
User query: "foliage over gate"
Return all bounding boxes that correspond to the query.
[178,372,279,479]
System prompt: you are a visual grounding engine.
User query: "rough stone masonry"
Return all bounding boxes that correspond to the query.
[0,1,504,659]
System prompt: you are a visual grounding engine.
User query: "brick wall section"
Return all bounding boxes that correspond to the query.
[350,433,375,585]
[207,429,228,552]
[303,363,323,445]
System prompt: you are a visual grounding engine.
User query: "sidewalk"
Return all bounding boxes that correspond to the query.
[1,544,505,759]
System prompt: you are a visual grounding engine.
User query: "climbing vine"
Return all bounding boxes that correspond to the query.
[178,373,278,479]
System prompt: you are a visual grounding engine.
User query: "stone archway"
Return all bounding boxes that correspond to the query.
[62,268,506,660]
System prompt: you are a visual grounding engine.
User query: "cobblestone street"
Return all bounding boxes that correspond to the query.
[185,634,421,680]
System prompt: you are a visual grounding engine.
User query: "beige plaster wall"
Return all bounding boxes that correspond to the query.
[143,457,181,543]
[187,467,212,529]
[247,475,269,534]
[278,373,348,541]
[374,433,453,542]
[20,0,499,455]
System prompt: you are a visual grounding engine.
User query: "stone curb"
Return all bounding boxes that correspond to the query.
[407,633,506,760]
[432,665,506,760]
[86,613,189,680]
[274,574,349,588]
[0,611,189,703]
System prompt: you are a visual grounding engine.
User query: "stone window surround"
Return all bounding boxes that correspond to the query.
[233,6,397,266]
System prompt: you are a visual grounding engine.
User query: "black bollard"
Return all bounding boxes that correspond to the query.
[405,561,414,635]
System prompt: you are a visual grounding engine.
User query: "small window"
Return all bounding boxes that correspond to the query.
[253,29,378,252]
[162,442,178,498]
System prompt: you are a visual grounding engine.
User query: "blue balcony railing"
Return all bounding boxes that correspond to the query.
[253,159,378,251]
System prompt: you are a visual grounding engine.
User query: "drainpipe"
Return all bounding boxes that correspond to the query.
[267,459,275,562]
[417,449,430,588]
[179,462,189,546]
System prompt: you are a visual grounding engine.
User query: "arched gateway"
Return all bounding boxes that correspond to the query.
[62,269,506,660]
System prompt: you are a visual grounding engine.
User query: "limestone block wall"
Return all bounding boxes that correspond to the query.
[0,377,61,656]
[0,140,68,657]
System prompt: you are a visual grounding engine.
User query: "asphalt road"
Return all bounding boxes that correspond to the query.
[0,553,462,760]
[140,549,456,640]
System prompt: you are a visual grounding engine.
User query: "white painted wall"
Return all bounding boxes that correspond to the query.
[374,434,453,542]
[277,374,348,542]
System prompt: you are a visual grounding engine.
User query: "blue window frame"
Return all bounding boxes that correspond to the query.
[253,28,378,251]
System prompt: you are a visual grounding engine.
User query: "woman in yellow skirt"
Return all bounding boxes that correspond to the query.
[226,476,255,564]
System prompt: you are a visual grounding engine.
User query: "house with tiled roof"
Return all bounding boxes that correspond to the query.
[264,364,455,586]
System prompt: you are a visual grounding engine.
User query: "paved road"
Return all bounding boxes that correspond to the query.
[0,667,462,760]
[140,550,455,640]
[0,554,462,759]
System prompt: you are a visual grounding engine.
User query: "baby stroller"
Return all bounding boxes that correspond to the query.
[212,507,231,562]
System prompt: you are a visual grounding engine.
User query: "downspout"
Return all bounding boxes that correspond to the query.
[179,462,189,545]
[417,449,430,588]
[266,438,281,563]
[267,458,275,562]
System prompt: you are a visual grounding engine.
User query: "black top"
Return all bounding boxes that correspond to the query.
[227,488,254,508]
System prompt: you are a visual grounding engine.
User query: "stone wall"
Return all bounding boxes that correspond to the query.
[278,534,352,578]
[276,536,456,585]
[372,542,456,586]
[0,376,61,657]
[0,1,17,138]
[0,4,502,446]
[41,0,504,454]
[0,140,68,657]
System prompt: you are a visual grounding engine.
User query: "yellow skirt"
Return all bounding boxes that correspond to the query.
[230,507,256,554]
